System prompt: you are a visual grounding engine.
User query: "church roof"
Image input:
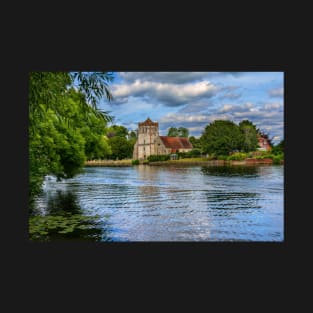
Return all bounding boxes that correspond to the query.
[139,117,158,126]
[159,136,193,149]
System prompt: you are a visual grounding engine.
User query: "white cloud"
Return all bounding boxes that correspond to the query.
[119,72,209,84]
[112,80,219,106]
[218,102,254,113]
[269,87,284,97]
[118,72,243,84]
[264,102,283,110]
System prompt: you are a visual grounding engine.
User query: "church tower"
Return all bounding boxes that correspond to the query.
[133,118,159,160]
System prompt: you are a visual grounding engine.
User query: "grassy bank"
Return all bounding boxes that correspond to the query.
[85,159,132,167]
[147,158,279,166]
[86,154,283,167]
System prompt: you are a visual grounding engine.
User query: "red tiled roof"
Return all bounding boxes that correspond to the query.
[159,136,193,149]
[139,117,158,126]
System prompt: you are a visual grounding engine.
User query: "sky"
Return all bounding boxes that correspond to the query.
[99,72,284,144]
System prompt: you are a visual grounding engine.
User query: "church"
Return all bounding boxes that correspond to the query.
[133,118,193,160]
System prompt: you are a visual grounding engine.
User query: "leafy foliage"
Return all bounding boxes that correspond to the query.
[271,139,284,155]
[227,152,248,161]
[29,72,114,205]
[239,120,258,152]
[177,149,201,159]
[189,136,201,149]
[106,125,129,138]
[200,120,244,155]
[108,136,133,160]
[167,127,189,137]
[147,155,170,162]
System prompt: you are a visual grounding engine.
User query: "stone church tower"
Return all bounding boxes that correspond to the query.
[133,118,159,160]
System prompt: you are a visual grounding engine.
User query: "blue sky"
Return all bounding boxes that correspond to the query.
[99,72,284,144]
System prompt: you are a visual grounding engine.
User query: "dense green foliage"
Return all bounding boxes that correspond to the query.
[132,159,140,165]
[188,136,201,149]
[105,124,136,159]
[147,155,170,162]
[271,139,284,155]
[108,136,133,160]
[239,120,258,152]
[227,152,248,161]
[177,149,201,158]
[106,125,129,138]
[29,72,114,205]
[167,127,189,137]
[200,120,244,155]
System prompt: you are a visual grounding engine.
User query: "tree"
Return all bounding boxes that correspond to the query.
[200,120,243,155]
[127,130,137,147]
[178,127,189,137]
[271,139,284,155]
[108,136,133,160]
[29,72,114,205]
[189,136,202,149]
[167,127,179,137]
[167,126,189,137]
[239,120,258,152]
[106,125,129,138]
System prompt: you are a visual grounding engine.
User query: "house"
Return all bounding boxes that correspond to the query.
[133,118,193,160]
[257,134,272,151]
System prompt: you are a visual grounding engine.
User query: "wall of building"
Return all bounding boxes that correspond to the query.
[134,124,159,160]
[155,137,171,155]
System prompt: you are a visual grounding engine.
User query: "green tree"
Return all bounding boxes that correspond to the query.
[167,126,189,137]
[178,127,189,137]
[108,136,133,159]
[127,130,137,147]
[106,125,129,138]
[271,139,284,155]
[189,136,202,149]
[200,120,243,155]
[167,127,179,137]
[239,120,258,152]
[29,72,114,205]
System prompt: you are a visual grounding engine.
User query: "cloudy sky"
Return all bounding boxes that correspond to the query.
[99,72,284,144]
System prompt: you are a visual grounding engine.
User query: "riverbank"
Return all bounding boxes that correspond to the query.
[147,158,278,166]
[85,157,283,167]
[85,159,132,166]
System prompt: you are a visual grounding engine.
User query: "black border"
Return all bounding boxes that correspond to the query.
[4,37,301,293]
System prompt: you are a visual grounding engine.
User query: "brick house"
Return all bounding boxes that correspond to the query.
[257,134,272,151]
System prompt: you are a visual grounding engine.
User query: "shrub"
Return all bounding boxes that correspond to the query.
[217,155,228,160]
[272,154,283,165]
[255,153,274,160]
[147,155,170,162]
[227,152,247,161]
[132,159,139,165]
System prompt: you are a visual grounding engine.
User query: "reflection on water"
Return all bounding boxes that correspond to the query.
[201,165,259,177]
[31,165,284,242]
[30,190,111,241]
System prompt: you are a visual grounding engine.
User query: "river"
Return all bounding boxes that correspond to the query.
[30,164,284,242]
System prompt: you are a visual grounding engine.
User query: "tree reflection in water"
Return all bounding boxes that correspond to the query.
[201,165,259,177]
[29,190,111,242]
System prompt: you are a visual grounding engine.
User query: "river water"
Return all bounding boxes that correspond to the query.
[31,165,284,242]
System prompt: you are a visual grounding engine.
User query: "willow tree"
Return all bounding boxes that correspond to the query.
[29,72,114,205]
